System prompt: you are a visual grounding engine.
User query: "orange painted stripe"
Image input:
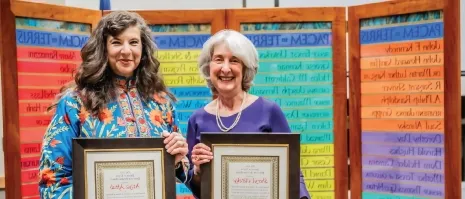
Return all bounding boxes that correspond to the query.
[18,74,74,87]
[19,102,53,115]
[17,61,78,74]
[361,93,444,106]
[361,80,443,94]
[361,107,444,119]
[361,39,443,57]
[18,88,59,100]
[361,119,444,132]
[360,66,443,82]
[19,115,52,128]
[17,47,81,61]
[361,53,443,69]
[20,128,48,143]
[21,170,39,183]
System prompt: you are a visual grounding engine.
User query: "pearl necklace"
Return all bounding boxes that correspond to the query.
[216,91,247,132]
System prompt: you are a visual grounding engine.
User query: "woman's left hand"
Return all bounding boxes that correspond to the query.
[162,131,188,164]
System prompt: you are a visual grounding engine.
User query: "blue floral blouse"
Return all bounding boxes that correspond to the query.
[38,76,189,199]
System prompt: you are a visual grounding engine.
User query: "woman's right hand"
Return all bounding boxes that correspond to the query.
[191,143,213,175]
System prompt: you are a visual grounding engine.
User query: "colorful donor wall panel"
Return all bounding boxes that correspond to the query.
[242,22,335,199]
[359,10,445,199]
[151,24,211,199]
[15,17,91,198]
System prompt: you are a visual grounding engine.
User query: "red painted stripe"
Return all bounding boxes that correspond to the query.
[21,170,39,183]
[17,61,78,74]
[20,143,42,155]
[21,183,39,197]
[17,47,81,61]
[20,128,47,143]
[19,115,53,128]
[21,156,39,170]
[18,74,74,87]
[18,88,59,100]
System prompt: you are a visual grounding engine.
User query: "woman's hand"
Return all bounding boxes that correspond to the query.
[162,131,188,164]
[191,143,213,175]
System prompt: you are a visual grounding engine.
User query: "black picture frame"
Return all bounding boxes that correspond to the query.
[72,137,176,199]
[200,132,300,199]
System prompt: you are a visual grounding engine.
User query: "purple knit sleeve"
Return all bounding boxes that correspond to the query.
[185,114,201,198]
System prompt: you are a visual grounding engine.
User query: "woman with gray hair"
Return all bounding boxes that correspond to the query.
[184,29,310,198]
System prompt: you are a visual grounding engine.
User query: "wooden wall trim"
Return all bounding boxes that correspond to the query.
[443,0,461,197]
[0,177,5,189]
[1,0,21,197]
[226,7,342,30]
[11,0,101,29]
[103,10,226,34]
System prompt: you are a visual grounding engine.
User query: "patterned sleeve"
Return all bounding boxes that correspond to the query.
[169,101,190,184]
[39,93,82,199]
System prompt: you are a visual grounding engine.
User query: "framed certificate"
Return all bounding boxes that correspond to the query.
[200,133,300,199]
[72,138,176,199]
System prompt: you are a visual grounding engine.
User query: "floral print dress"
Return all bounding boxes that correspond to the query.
[38,76,189,199]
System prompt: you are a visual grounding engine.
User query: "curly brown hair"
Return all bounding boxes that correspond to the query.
[49,11,176,115]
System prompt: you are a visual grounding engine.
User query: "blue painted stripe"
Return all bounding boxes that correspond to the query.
[259,60,333,72]
[176,99,210,111]
[267,96,333,107]
[360,22,443,44]
[176,111,194,122]
[179,123,188,136]
[16,29,89,49]
[244,32,332,48]
[258,47,332,60]
[283,109,333,119]
[362,192,430,199]
[289,120,333,132]
[153,34,210,49]
[169,87,211,98]
[249,85,333,96]
[176,183,193,194]
[254,72,333,85]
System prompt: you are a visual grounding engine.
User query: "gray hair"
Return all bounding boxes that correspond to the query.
[198,29,258,93]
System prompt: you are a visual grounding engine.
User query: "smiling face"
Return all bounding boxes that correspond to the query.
[209,42,243,95]
[106,26,142,77]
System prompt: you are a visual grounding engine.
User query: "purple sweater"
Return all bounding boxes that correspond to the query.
[185,96,310,199]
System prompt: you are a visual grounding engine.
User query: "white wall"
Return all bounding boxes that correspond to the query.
[110,0,243,10]
[64,0,99,10]
[0,0,462,198]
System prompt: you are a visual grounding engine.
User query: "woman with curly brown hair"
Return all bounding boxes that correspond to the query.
[38,11,189,198]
